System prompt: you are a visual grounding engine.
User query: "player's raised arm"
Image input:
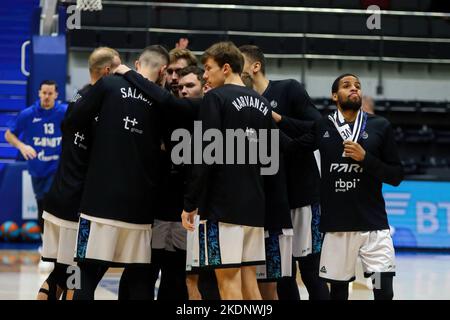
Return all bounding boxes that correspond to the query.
[274,113,317,138]
[283,121,320,154]
[120,68,201,120]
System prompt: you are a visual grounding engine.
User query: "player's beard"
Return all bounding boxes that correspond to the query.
[241,72,254,89]
[340,96,361,111]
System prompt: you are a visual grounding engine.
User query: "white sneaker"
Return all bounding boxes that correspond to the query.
[38,260,54,273]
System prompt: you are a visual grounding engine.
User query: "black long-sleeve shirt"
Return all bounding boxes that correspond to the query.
[289,113,404,232]
[43,85,93,222]
[123,71,200,222]
[122,71,291,229]
[262,80,322,209]
[65,75,163,224]
[184,84,275,227]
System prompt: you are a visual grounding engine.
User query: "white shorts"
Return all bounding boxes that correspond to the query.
[41,211,78,266]
[291,203,323,258]
[75,214,152,266]
[319,230,396,282]
[256,229,293,281]
[186,220,265,270]
[151,219,187,251]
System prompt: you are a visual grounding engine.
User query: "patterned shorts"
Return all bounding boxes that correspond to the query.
[187,220,265,269]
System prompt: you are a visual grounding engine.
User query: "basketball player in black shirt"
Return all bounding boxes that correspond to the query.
[65,45,169,300]
[240,45,329,300]
[38,47,120,300]
[289,74,404,300]
[180,42,278,300]
[114,44,282,300]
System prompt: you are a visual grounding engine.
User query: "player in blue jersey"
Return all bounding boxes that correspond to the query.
[5,80,67,241]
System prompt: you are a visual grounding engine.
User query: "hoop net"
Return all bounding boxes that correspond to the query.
[76,0,102,11]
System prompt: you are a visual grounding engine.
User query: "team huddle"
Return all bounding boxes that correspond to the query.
[5,41,404,300]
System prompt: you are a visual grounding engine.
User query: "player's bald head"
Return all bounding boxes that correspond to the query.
[88,47,121,75]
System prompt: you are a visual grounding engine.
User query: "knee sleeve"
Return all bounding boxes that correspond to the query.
[277,259,300,300]
[158,250,188,300]
[198,269,221,300]
[330,282,349,300]
[41,270,58,300]
[122,265,156,300]
[119,263,159,300]
[53,262,71,290]
[72,263,107,300]
[372,273,394,300]
[298,253,330,300]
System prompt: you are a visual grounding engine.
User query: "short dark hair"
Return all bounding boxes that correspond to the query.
[201,41,244,74]
[178,65,205,86]
[239,45,266,75]
[39,80,58,92]
[139,45,170,67]
[332,73,359,94]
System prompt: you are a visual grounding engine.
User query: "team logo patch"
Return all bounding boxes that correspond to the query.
[245,127,258,143]
[323,131,330,138]
[362,131,369,139]
[320,266,327,273]
[71,92,82,103]
[123,116,143,134]
[270,100,278,109]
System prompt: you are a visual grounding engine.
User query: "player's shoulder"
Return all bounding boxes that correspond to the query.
[69,84,92,104]
[51,101,67,114]
[317,112,332,127]
[273,79,303,90]
[100,74,128,88]
[207,84,257,99]
[78,84,92,96]
[209,83,245,94]
[231,85,269,103]
[367,113,391,129]
[18,103,38,118]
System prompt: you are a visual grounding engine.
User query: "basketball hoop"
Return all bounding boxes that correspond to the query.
[76,0,102,11]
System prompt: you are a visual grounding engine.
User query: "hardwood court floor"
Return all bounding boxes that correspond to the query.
[0,249,449,300]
